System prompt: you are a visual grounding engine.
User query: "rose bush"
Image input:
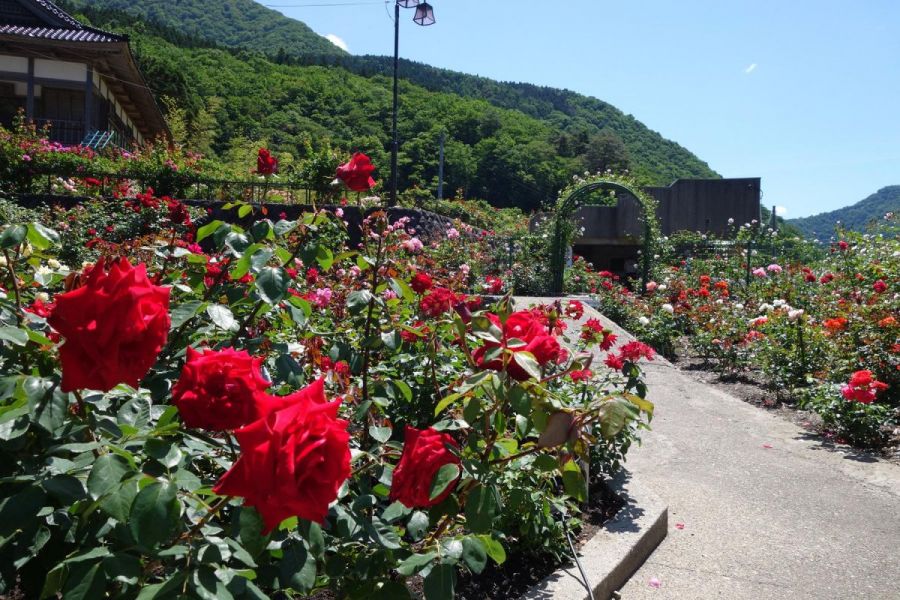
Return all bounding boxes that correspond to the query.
[0,147,653,598]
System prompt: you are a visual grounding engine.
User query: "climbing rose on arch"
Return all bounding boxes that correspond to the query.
[47,257,170,392]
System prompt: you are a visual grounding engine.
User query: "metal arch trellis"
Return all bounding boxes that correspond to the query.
[549,178,659,295]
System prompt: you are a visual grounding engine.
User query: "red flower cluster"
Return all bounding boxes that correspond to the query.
[484,276,504,295]
[873,280,887,294]
[213,379,350,532]
[48,258,170,392]
[473,311,562,381]
[823,317,848,332]
[336,152,376,192]
[390,426,460,508]
[604,341,655,371]
[569,368,593,382]
[420,287,462,318]
[565,300,585,320]
[580,318,617,350]
[841,370,889,404]
[410,272,433,295]
[167,198,191,226]
[256,148,278,176]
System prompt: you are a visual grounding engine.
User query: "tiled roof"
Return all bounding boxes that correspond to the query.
[30,0,82,29]
[0,24,124,43]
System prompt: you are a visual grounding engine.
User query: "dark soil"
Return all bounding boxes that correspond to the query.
[670,337,900,464]
[453,474,624,600]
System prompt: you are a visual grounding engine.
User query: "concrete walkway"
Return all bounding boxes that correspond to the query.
[522,299,900,600]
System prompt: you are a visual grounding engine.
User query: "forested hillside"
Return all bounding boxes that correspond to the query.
[789,186,900,242]
[59,0,718,210]
[64,0,344,57]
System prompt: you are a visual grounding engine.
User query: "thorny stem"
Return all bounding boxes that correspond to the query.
[361,226,385,403]
[2,248,23,323]
[490,445,542,466]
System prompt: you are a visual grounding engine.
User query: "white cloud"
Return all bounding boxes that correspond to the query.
[324,34,348,52]
[744,63,758,74]
[774,205,788,216]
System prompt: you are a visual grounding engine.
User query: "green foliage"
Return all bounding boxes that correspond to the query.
[59,1,716,212]
[789,186,900,242]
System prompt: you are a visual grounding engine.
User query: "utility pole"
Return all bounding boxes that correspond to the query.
[437,131,445,200]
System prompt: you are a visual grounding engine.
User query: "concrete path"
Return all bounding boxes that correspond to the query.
[521,299,900,600]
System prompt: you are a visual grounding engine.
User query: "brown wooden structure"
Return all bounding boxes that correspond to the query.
[0,0,168,146]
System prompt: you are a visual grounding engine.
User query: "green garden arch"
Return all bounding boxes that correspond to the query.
[549,177,660,295]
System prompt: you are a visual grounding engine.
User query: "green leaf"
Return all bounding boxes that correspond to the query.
[429,463,461,502]
[27,222,60,250]
[170,300,205,329]
[207,304,238,331]
[478,535,507,565]
[396,551,436,576]
[237,204,253,218]
[41,563,66,598]
[461,537,488,574]
[192,567,234,600]
[62,561,106,600]
[625,393,655,418]
[129,481,179,548]
[256,266,288,304]
[135,573,186,600]
[196,220,225,242]
[278,540,316,593]
[534,454,559,472]
[423,563,456,600]
[102,553,140,585]
[512,351,542,380]
[562,460,588,502]
[224,231,251,256]
[389,277,416,302]
[434,393,461,417]
[87,454,132,500]
[597,397,640,439]
[465,485,500,534]
[144,439,183,469]
[407,511,429,541]
[471,316,503,343]
[346,290,374,315]
[0,224,27,249]
[250,219,273,242]
[42,475,86,504]
[369,425,392,443]
[381,501,412,524]
[238,507,270,558]
[0,326,28,347]
[0,485,45,537]
[99,478,139,522]
[365,517,402,550]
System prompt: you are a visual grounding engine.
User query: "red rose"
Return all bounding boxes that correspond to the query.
[564,300,584,320]
[473,311,562,381]
[214,379,350,532]
[173,347,287,431]
[48,258,170,392]
[420,287,462,318]
[257,148,278,176]
[390,426,460,509]
[873,280,887,293]
[484,276,503,295]
[410,272,434,295]
[336,152,376,192]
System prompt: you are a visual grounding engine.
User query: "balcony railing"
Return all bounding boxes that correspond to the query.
[31,118,86,146]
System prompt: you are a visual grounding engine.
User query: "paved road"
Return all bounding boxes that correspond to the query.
[521,298,900,600]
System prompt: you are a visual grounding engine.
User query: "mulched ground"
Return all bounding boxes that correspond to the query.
[669,337,900,464]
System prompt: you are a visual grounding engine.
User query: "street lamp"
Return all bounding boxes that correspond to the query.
[389,0,436,206]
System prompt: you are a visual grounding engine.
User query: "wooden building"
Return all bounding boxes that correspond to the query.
[572,178,761,274]
[0,0,168,147]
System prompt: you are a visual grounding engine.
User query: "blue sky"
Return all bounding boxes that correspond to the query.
[264,0,899,218]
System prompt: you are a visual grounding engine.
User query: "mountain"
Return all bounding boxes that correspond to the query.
[789,186,900,242]
[58,0,718,210]
[64,0,345,57]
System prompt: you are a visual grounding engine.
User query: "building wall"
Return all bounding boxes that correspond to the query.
[0,53,142,144]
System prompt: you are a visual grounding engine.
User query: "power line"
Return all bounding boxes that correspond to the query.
[263,1,386,7]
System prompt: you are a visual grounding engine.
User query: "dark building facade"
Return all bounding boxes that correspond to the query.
[0,0,168,146]
[572,178,761,274]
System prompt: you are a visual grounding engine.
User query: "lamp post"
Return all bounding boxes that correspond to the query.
[389,1,436,206]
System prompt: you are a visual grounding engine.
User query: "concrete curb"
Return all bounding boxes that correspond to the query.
[520,471,668,600]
